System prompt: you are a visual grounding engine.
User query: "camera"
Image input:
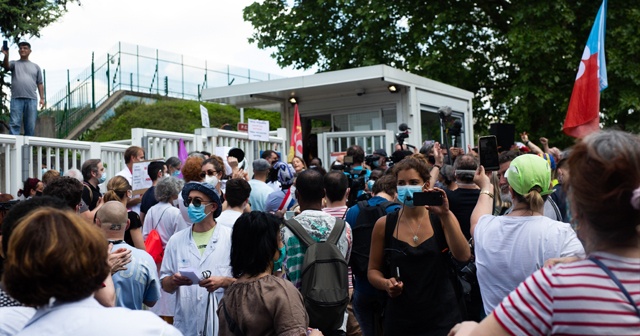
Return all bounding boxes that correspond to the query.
[395,123,410,146]
[364,154,380,167]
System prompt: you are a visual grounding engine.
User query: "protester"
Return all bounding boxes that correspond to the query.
[81,158,106,220]
[16,177,41,200]
[160,182,235,336]
[3,208,181,335]
[265,162,297,215]
[346,174,400,336]
[166,156,182,177]
[451,130,640,335]
[470,154,585,315]
[43,176,84,211]
[248,159,274,212]
[41,169,60,188]
[1,41,44,136]
[282,169,352,336]
[216,178,251,229]
[116,146,145,214]
[292,156,307,174]
[262,150,281,192]
[143,176,187,323]
[103,176,145,250]
[367,156,470,335]
[63,168,83,182]
[218,211,317,336]
[177,156,205,224]
[140,161,168,224]
[97,201,161,310]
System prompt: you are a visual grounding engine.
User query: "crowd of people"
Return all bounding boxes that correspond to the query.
[0,130,638,336]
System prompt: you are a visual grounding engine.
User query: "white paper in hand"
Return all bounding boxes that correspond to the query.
[179,267,201,285]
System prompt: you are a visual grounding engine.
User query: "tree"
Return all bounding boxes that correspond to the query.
[243,0,640,148]
[1,0,80,120]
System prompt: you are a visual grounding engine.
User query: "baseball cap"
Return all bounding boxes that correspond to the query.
[181,182,223,218]
[274,161,295,186]
[505,154,553,196]
[252,159,271,172]
[373,149,388,157]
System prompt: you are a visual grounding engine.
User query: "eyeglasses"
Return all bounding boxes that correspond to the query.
[199,169,217,179]
[184,197,212,208]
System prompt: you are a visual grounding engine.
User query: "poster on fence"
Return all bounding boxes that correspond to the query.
[248,119,269,141]
[200,105,210,128]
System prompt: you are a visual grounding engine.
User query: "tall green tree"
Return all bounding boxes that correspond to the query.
[244,0,640,147]
[1,0,80,118]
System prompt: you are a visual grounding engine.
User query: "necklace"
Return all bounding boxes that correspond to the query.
[407,220,422,243]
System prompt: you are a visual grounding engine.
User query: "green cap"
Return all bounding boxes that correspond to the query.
[505,154,553,196]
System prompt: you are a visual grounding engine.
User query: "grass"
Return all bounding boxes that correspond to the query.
[81,99,282,142]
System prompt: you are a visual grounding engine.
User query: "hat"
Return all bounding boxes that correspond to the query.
[252,159,271,172]
[274,161,295,186]
[181,182,222,218]
[373,149,388,157]
[505,154,553,196]
[538,153,556,170]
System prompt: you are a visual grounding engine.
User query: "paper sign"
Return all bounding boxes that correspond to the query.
[214,146,233,175]
[131,161,152,192]
[248,118,270,141]
[200,105,210,128]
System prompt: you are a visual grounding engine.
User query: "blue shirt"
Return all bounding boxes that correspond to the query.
[345,196,400,296]
[111,242,161,310]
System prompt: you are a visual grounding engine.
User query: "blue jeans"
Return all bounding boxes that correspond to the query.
[352,290,386,336]
[10,98,37,136]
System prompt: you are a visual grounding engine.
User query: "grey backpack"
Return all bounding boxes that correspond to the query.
[284,218,349,331]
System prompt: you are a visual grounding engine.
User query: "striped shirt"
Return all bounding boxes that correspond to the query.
[494,252,640,335]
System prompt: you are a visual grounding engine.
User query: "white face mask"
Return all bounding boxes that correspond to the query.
[205,175,219,187]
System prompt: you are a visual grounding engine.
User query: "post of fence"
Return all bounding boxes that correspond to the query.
[91,52,96,110]
[106,53,111,97]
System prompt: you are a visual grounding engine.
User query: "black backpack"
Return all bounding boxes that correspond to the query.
[350,200,397,276]
[284,218,349,331]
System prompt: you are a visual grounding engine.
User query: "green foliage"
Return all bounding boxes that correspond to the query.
[244,0,640,148]
[82,99,281,142]
[1,0,80,115]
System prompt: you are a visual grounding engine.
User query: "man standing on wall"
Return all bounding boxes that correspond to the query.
[2,41,45,136]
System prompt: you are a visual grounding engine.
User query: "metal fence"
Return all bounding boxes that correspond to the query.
[39,42,285,139]
[0,127,287,197]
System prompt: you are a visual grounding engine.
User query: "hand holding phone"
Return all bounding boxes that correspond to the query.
[412,191,444,206]
[2,40,8,52]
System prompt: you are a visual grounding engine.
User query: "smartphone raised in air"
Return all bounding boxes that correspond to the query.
[478,135,500,171]
[412,191,444,206]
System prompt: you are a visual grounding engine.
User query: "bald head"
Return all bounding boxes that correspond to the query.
[96,201,128,238]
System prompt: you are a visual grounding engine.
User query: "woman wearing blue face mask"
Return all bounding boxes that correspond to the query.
[218,211,319,336]
[160,182,235,336]
[368,156,471,336]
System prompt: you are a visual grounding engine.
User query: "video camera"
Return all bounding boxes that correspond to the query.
[340,155,368,207]
[395,123,410,146]
[364,154,380,168]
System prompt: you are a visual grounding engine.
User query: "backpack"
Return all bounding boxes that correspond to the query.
[284,218,349,331]
[145,207,169,264]
[350,200,397,276]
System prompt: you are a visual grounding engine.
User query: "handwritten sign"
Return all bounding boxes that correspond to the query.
[248,118,269,141]
[131,161,152,193]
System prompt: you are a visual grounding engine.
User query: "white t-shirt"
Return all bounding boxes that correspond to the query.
[474,214,585,314]
[216,209,243,229]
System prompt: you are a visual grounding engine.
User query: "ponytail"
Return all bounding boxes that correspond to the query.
[102,190,121,203]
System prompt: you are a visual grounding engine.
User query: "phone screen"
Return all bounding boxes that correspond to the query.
[2,41,7,51]
[412,191,444,206]
[479,135,500,171]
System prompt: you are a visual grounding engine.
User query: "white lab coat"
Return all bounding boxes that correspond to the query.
[160,225,233,336]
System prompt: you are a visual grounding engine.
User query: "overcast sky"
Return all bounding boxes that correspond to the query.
[12,0,314,100]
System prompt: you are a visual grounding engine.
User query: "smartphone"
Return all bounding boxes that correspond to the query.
[412,191,444,206]
[478,135,500,171]
[2,40,8,51]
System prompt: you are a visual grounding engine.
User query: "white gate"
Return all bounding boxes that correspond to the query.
[317,130,395,169]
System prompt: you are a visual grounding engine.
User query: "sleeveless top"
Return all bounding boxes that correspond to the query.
[383,211,462,336]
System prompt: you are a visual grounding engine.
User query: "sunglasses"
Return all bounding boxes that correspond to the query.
[199,169,217,179]
[184,197,212,208]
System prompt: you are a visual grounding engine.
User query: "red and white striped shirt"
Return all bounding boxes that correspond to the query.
[494,252,640,335]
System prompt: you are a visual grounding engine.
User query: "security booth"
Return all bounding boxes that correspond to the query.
[201,65,474,168]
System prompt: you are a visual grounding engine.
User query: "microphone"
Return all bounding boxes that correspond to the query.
[438,106,452,119]
[398,123,410,132]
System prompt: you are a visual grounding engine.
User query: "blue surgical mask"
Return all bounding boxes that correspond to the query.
[172,170,180,177]
[98,172,107,184]
[187,203,210,223]
[367,180,375,191]
[274,245,286,271]
[397,185,424,207]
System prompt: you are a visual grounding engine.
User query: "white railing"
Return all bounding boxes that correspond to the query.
[1,127,288,197]
[317,130,395,169]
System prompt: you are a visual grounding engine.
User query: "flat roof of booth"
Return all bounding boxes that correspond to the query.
[201,65,473,109]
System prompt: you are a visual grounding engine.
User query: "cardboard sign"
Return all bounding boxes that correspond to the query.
[131,158,163,195]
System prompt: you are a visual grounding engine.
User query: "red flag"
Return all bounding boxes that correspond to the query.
[563,0,608,138]
[288,105,303,162]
